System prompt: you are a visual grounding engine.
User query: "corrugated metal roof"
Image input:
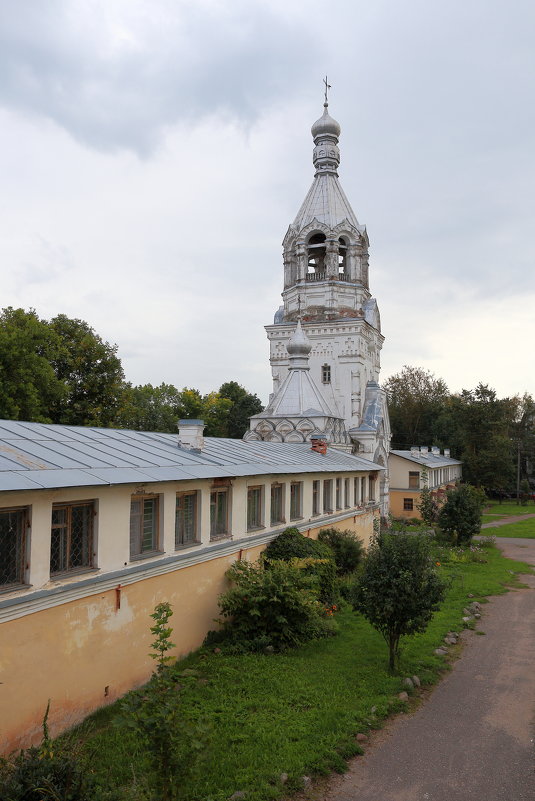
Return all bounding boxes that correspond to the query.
[0,420,384,492]
[390,450,462,467]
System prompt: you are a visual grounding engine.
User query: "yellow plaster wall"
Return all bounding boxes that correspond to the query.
[0,511,375,753]
[390,489,422,519]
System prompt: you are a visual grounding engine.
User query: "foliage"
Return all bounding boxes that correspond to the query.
[149,602,176,671]
[216,559,337,650]
[0,307,66,422]
[116,603,204,801]
[317,528,364,575]
[352,532,447,671]
[437,484,486,544]
[416,468,439,526]
[218,381,263,438]
[0,703,94,801]
[263,527,333,563]
[384,365,449,449]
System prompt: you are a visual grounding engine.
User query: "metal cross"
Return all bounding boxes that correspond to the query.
[323,75,331,104]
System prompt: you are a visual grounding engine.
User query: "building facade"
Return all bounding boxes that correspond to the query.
[389,447,462,519]
[0,419,383,752]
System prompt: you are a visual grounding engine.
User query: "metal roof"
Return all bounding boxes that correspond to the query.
[0,420,384,492]
[390,450,462,468]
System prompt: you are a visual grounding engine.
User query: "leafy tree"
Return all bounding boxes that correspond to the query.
[49,314,125,426]
[416,468,440,526]
[437,484,486,544]
[352,532,447,671]
[0,307,66,422]
[219,381,263,438]
[118,382,183,432]
[384,365,449,449]
[317,528,365,575]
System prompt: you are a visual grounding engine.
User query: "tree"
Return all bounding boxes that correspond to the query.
[352,532,447,671]
[416,468,440,526]
[0,307,66,422]
[437,484,486,544]
[219,381,263,438]
[49,314,125,427]
[118,382,183,432]
[384,366,449,449]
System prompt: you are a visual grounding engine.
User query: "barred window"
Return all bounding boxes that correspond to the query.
[51,502,94,575]
[321,364,331,384]
[130,496,159,558]
[210,488,229,539]
[247,486,263,530]
[323,479,333,513]
[404,498,414,511]
[290,482,302,521]
[312,480,321,516]
[176,491,199,547]
[270,483,284,526]
[0,507,28,587]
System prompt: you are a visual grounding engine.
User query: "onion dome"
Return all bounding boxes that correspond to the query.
[311,102,341,140]
[286,320,312,362]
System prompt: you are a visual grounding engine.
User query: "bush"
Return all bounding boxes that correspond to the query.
[437,484,486,544]
[352,532,447,671]
[263,527,333,562]
[317,528,364,575]
[217,559,338,650]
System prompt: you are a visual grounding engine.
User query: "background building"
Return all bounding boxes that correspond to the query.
[389,447,462,518]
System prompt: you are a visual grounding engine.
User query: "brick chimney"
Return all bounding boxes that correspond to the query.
[178,419,205,451]
[310,434,328,455]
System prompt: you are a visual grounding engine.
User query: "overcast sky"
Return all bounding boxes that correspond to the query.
[1,0,534,406]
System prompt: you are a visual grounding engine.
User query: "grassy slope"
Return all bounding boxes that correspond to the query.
[68,546,532,801]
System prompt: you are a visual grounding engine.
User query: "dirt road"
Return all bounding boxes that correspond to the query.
[324,537,535,801]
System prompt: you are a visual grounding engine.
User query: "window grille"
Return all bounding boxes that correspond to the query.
[247,486,263,530]
[130,496,159,558]
[51,502,94,574]
[290,482,302,520]
[270,484,284,526]
[176,492,198,547]
[404,498,414,511]
[210,489,229,539]
[0,507,27,587]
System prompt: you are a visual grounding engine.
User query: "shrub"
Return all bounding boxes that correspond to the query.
[217,559,337,650]
[317,528,364,575]
[263,527,333,562]
[437,484,486,544]
[352,532,447,671]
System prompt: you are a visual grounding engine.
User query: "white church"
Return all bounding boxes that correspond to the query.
[245,94,391,508]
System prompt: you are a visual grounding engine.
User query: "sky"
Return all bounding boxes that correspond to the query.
[1,0,534,406]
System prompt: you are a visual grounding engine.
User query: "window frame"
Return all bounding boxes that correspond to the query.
[50,500,95,576]
[408,471,420,490]
[175,490,200,548]
[270,482,285,527]
[289,481,303,521]
[321,364,331,384]
[247,485,264,531]
[335,477,342,510]
[0,506,29,589]
[312,479,321,516]
[323,479,333,513]
[210,487,230,540]
[403,498,414,511]
[130,494,160,560]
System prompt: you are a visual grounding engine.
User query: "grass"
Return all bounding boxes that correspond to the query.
[481,500,535,524]
[488,518,535,539]
[61,545,533,801]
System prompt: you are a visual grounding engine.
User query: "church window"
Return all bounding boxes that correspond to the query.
[321,364,331,384]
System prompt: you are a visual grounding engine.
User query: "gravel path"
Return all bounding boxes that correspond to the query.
[323,537,535,801]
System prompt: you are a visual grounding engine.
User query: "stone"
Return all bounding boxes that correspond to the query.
[229,793,246,800]
[279,773,288,785]
[463,607,471,616]
[356,733,368,742]
[264,645,275,654]
[444,636,456,645]
[398,691,409,702]
[302,776,312,789]
[434,648,447,656]
[474,613,481,619]
[462,616,473,623]
[402,677,414,689]
[370,705,377,714]
[411,675,421,687]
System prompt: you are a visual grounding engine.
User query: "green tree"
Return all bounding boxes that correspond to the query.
[118,382,183,432]
[352,532,447,671]
[0,307,66,422]
[416,468,439,526]
[384,365,449,449]
[219,381,263,438]
[437,484,486,544]
[49,314,125,426]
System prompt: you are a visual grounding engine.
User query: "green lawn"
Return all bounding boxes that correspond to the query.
[488,518,535,539]
[482,501,535,523]
[62,545,532,801]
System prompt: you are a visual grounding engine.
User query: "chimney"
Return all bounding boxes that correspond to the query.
[410,446,419,457]
[310,434,328,455]
[178,419,205,451]
[444,448,450,458]
[431,446,440,456]
[420,446,429,456]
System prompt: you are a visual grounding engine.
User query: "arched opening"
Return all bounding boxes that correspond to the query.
[338,236,348,278]
[306,233,326,281]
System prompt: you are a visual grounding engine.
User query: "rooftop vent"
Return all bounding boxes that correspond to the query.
[178,419,205,451]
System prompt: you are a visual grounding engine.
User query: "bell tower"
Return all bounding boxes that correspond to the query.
[266,91,389,466]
